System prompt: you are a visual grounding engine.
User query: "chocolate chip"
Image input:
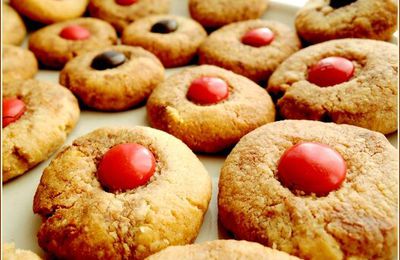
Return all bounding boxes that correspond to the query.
[151,19,178,34]
[329,0,357,8]
[91,51,126,70]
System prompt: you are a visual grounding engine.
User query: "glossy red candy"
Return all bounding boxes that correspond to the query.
[277,142,347,196]
[59,25,91,40]
[97,143,156,191]
[3,98,26,128]
[241,27,274,47]
[308,56,354,87]
[115,0,138,5]
[187,77,229,105]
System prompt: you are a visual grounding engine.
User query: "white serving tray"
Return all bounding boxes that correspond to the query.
[2,0,397,258]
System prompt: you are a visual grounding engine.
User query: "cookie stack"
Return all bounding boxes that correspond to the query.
[2,0,398,259]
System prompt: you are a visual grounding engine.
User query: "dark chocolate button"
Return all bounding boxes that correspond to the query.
[91,51,126,70]
[151,19,178,34]
[329,0,357,8]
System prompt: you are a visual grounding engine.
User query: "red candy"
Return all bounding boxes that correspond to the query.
[277,142,347,196]
[241,27,274,47]
[187,77,229,105]
[3,98,26,128]
[59,25,90,40]
[115,0,138,5]
[308,56,354,87]
[97,143,156,191]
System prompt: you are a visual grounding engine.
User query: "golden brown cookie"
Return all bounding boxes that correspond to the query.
[189,0,269,29]
[3,4,26,45]
[147,65,275,153]
[3,45,38,84]
[199,19,301,83]
[33,127,212,259]
[60,45,165,111]
[146,240,300,260]
[89,0,170,33]
[267,39,398,134]
[2,80,80,182]
[2,243,42,260]
[122,15,207,68]
[29,18,117,69]
[219,120,398,260]
[295,0,398,44]
[10,0,89,24]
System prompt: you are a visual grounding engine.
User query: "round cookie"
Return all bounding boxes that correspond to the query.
[89,0,170,33]
[122,15,207,68]
[267,39,398,134]
[10,0,89,24]
[3,4,26,45]
[295,0,398,44]
[3,45,38,84]
[2,80,80,182]
[29,18,118,69]
[3,243,42,260]
[60,45,165,111]
[199,19,301,83]
[147,65,276,153]
[189,0,268,29]
[33,127,212,259]
[146,240,300,260]
[218,120,398,260]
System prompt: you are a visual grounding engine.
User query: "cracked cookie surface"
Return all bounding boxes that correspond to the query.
[219,120,398,260]
[267,39,398,134]
[33,127,212,259]
[2,80,80,182]
[3,45,38,84]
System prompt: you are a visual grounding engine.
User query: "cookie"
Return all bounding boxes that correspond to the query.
[10,0,89,24]
[147,65,275,153]
[89,0,170,33]
[28,18,118,69]
[146,240,300,260]
[295,0,398,44]
[219,120,398,259]
[3,45,38,84]
[122,15,207,68]
[189,0,269,29]
[59,45,164,111]
[199,19,301,83]
[267,39,398,134]
[2,243,42,260]
[3,4,26,45]
[33,126,212,259]
[2,80,80,182]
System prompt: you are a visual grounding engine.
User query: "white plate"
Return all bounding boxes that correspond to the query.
[2,0,398,257]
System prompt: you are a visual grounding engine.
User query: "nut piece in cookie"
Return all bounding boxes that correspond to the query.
[267,39,398,134]
[219,120,398,259]
[147,65,276,153]
[33,127,212,259]
[122,15,207,68]
[2,80,80,182]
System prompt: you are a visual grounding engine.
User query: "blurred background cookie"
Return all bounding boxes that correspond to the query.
[2,243,42,260]
[3,45,38,84]
[3,4,27,45]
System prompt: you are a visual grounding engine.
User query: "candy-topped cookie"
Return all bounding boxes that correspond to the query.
[199,19,301,83]
[60,45,165,111]
[33,127,211,259]
[10,0,89,24]
[295,0,398,44]
[147,65,275,153]
[89,0,170,33]
[122,15,207,67]
[219,120,398,259]
[189,0,269,29]
[29,18,117,69]
[3,4,26,45]
[2,80,80,182]
[3,45,38,84]
[147,240,300,260]
[267,39,398,134]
